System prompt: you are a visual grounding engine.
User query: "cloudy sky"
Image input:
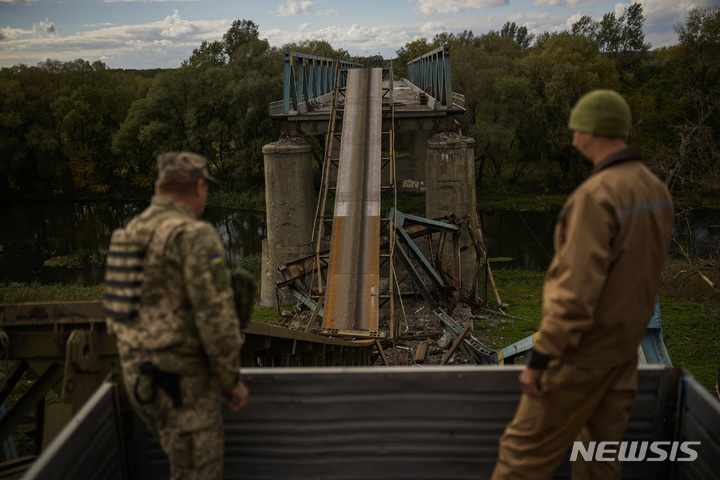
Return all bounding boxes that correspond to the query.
[0,0,717,70]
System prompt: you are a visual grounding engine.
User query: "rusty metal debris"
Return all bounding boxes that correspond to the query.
[276,208,499,364]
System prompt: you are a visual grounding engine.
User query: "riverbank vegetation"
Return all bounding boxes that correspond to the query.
[1,256,718,394]
[1,7,718,210]
[1,7,718,392]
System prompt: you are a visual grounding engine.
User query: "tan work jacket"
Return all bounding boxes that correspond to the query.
[534,148,674,368]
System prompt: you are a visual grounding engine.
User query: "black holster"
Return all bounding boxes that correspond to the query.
[134,361,182,407]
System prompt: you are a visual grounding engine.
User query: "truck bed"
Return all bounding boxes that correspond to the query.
[21,365,720,479]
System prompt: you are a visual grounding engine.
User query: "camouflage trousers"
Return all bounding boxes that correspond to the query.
[121,355,225,480]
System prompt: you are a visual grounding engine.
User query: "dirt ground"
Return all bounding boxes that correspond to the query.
[270,297,514,367]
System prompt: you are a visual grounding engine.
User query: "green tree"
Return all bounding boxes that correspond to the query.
[0,66,60,192]
[571,3,650,77]
[499,22,535,51]
[652,7,720,195]
[283,39,349,60]
[571,15,597,38]
[187,40,227,68]
[394,38,435,79]
[517,33,619,183]
[452,32,529,185]
[223,19,262,59]
[114,20,283,190]
[0,60,151,195]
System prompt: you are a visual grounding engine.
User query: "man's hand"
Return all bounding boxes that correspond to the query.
[519,367,545,398]
[224,381,249,413]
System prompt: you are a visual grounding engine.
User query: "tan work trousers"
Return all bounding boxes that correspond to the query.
[492,358,638,480]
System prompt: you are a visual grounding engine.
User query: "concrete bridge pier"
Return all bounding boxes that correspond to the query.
[425,132,478,295]
[260,137,316,307]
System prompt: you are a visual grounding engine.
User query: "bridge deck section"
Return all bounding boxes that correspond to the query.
[272,78,464,136]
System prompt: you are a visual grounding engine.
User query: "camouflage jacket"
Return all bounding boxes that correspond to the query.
[104,195,243,391]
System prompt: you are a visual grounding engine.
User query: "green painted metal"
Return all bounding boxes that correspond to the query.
[407,44,453,107]
[282,51,362,114]
[498,297,672,366]
[388,209,497,364]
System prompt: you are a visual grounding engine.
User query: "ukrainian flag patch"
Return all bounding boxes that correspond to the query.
[210,253,227,285]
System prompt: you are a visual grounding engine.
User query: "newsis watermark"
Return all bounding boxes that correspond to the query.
[570,441,701,462]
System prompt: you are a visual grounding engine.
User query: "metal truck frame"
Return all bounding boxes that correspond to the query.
[22,365,720,480]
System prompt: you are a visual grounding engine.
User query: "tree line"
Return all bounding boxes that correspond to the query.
[0,7,718,205]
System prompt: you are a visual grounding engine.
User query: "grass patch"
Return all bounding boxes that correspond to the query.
[0,282,104,303]
[660,300,720,391]
[482,263,720,394]
[476,267,544,353]
[234,254,262,282]
[250,306,282,324]
[208,187,266,211]
[2,259,717,394]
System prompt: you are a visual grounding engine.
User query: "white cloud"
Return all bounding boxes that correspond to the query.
[636,0,719,48]
[556,0,715,49]
[263,22,412,57]
[0,26,27,40]
[259,0,702,60]
[412,0,509,16]
[271,0,316,17]
[532,0,564,6]
[638,0,712,26]
[565,0,595,6]
[160,10,196,37]
[565,12,587,28]
[33,18,57,36]
[614,2,629,17]
[0,11,230,68]
[1,0,711,69]
[127,38,173,49]
[103,0,199,2]
[419,21,446,35]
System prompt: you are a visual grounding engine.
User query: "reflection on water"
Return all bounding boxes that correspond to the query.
[480,210,557,271]
[0,201,266,285]
[481,206,720,271]
[0,201,717,286]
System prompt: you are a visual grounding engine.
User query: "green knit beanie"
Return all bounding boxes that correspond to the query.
[568,89,631,138]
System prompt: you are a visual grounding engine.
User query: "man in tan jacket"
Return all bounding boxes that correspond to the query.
[492,90,674,480]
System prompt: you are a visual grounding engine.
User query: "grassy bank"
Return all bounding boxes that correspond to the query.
[0,282,104,303]
[208,187,266,211]
[482,259,720,394]
[1,259,717,394]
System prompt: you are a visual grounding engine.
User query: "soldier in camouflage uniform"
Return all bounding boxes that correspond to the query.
[103,151,248,480]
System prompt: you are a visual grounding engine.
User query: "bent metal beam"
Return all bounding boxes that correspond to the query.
[322,68,383,337]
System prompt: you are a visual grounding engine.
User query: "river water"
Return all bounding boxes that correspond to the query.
[0,200,266,285]
[0,201,716,286]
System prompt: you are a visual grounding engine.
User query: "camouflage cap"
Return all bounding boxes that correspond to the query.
[156,151,217,185]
